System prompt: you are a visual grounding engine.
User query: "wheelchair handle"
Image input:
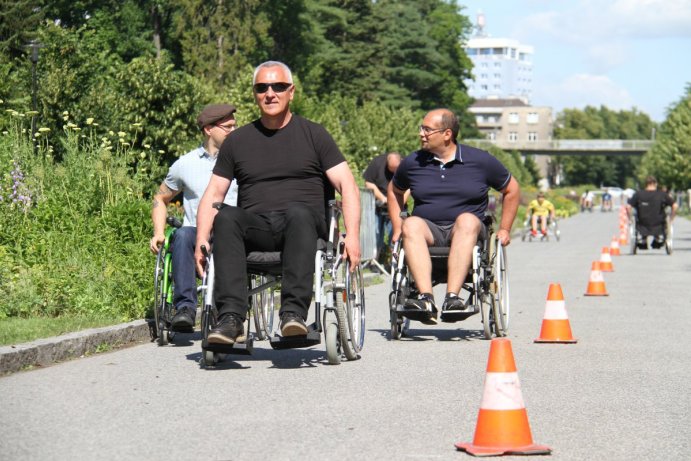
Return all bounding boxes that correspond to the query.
[201,244,210,258]
[166,216,183,228]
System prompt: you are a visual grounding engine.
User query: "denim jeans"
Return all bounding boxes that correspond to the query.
[170,226,198,310]
[212,204,326,321]
[375,209,392,261]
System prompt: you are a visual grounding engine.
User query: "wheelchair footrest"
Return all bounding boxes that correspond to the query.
[202,338,254,355]
[396,307,434,322]
[440,310,477,323]
[269,325,321,350]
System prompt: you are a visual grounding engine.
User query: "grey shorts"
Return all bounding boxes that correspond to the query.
[421,218,488,247]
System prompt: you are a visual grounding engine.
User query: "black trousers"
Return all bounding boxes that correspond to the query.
[212,204,327,321]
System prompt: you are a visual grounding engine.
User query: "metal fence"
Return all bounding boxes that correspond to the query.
[359,188,377,262]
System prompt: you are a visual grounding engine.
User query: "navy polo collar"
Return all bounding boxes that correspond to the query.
[425,143,463,165]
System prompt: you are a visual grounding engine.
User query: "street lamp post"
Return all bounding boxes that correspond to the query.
[25,39,43,151]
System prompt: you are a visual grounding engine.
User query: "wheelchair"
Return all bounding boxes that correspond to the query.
[199,200,366,367]
[629,210,673,255]
[388,214,509,340]
[520,214,560,242]
[152,216,185,346]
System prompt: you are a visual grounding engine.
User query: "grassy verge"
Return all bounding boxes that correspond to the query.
[0,315,124,346]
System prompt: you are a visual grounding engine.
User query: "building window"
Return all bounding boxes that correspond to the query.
[481,84,488,90]
[488,132,496,141]
[493,73,501,79]
[527,112,539,124]
[476,115,484,123]
[494,62,501,67]
[509,132,518,142]
[493,84,501,90]
[508,112,519,124]
[528,132,538,142]
[488,115,497,123]
[480,73,488,79]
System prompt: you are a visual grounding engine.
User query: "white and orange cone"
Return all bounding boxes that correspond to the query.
[610,236,621,256]
[584,261,609,296]
[598,247,614,272]
[534,283,577,343]
[455,338,551,456]
[619,228,629,246]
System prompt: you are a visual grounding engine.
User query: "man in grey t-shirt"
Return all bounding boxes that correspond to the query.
[149,104,238,332]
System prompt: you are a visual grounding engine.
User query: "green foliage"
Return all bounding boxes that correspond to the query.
[0,119,156,320]
[639,84,691,190]
[553,105,655,187]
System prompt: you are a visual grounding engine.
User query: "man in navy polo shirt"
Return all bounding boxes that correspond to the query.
[387,108,520,324]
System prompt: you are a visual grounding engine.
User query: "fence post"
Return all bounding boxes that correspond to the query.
[359,188,383,272]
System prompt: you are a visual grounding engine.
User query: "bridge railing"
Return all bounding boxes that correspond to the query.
[465,139,655,152]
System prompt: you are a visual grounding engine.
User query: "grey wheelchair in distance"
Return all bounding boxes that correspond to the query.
[388,213,509,340]
[199,200,366,367]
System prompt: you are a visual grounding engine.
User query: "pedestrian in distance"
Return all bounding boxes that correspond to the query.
[363,151,406,265]
[387,108,520,325]
[627,175,677,249]
[195,60,361,345]
[149,104,239,332]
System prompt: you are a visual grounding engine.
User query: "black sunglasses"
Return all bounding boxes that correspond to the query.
[253,82,292,94]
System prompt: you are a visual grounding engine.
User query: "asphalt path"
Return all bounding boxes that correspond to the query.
[1,208,690,461]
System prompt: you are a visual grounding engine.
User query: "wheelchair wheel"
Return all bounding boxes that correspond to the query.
[491,238,510,335]
[666,222,673,255]
[388,292,403,340]
[153,250,173,346]
[337,261,365,361]
[324,319,341,365]
[251,275,276,341]
[202,350,217,367]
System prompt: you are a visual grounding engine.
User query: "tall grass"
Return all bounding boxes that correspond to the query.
[0,110,164,321]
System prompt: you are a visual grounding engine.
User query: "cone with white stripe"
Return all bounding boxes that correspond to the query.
[455,338,551,456]
[610,236,621,256]
[534,283,577,343]
[598,247,614,272]
[584,261,609,296]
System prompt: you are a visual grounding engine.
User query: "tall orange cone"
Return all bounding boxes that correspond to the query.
[598,247,614,272]
[455,338,551,456]
[584,261,609,296]
[619,228,629,246]
[610,236,621,256]
[534,283,577,343]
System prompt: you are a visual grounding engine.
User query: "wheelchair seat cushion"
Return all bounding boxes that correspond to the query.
[246,238,328,275]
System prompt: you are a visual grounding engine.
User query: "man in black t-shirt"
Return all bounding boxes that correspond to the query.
[195,61,361,344]
[627,175,677,249]
[363,152,402,262]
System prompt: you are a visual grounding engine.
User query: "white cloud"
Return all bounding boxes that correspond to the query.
[534,74,636,113]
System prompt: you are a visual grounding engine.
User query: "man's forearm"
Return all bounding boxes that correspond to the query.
[342,182,361,238]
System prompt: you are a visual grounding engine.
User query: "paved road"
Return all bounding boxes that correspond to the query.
[1,209,690,461]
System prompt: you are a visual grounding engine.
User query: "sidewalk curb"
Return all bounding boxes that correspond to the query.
[0,319,152,376]
[0,272,384,377]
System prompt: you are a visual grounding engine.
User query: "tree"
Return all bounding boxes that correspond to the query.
[639,84,691,190]
[0,0,44,58]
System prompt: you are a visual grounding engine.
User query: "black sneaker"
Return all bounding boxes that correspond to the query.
[403,293,438,325]
[637,240,648,250]
[440,294,478,323]
[171,306,195,332]
[207,313,246,344]
[651,238,664,249]
[280,312,309,336]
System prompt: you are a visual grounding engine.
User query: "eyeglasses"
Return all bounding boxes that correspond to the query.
[253,82,292,94]
[419,125,446,136]
[214,123,235,133]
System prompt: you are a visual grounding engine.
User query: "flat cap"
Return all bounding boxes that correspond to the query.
[197,104,237,129]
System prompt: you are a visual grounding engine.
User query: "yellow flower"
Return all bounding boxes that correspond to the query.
[143,144,151,149]
[86,118,94,125]
[121,142,130,147]
[25,110,39,116]
[109,130,115,136]
[38,127,50,132]
[2,131,7,135]
[0,99,3,104]
[117,131,126,137]
[158,150,165,154]
[139,152,146,159]
[62,111,69,115]
[131,122,142,127]
[92,122,99,126]
[119,138,125,143]
[63,116,69,121]
[34,132,40,137]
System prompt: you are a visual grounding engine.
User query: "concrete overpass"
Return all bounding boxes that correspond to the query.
[466,139,655,156]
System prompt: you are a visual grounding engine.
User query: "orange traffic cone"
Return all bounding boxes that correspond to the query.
[619,228,629,246]
[455,338,551,456]
[598,247,614,272]
[584,261,609,296]
[610,236,621,256]
[534,283,577,343]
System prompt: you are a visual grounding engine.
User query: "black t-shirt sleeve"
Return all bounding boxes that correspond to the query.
[307,120,346,171]
[363,158,379,183]
[214,135,235,180]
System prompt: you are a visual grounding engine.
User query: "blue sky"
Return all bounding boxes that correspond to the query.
[459,0,691,122]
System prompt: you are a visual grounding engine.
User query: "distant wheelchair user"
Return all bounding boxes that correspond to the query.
[387,108,519,339]
[521,192,559,242]
[627,175,677,255]
[601,190,613,212]
[149,104,238,344]
[580,189,594,212]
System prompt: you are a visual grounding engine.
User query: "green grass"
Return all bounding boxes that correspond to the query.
[0,315,124,346]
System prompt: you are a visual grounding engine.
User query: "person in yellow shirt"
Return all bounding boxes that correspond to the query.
[528,192,556,237]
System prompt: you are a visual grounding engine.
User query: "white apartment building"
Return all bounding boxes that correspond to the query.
[464,13,534,103]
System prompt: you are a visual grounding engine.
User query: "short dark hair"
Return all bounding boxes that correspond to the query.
[439,110,460,141]
[645,175,657,186]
